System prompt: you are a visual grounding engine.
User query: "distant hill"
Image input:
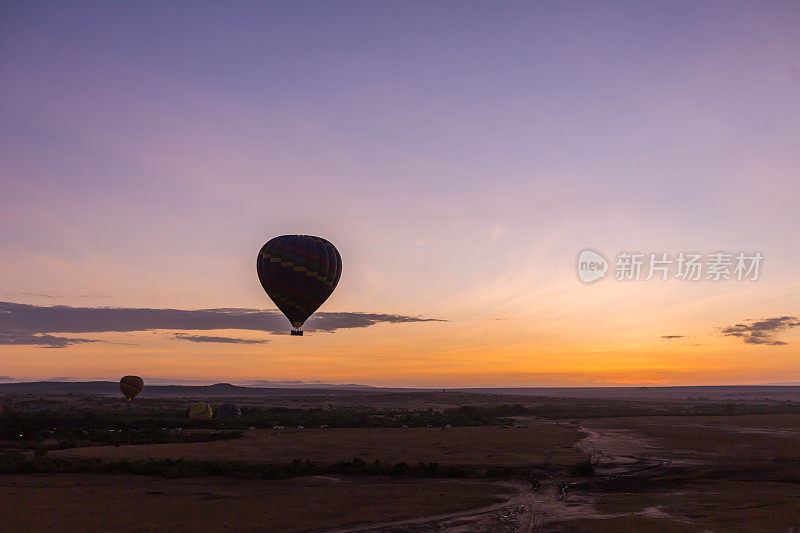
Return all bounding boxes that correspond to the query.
[0,381,382,398]
[2,382,799,401]
[455,386,800,402]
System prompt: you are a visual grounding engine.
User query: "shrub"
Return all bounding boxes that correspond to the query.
[572,460,594,477]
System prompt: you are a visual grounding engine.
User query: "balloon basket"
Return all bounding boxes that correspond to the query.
[290,329,303,336]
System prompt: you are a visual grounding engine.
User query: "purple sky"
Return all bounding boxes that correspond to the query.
[1,2,799,385]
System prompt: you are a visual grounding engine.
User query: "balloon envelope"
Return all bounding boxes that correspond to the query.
[257,235,342,330]
[189,402,213,419]
[119,376,144,401]
[217,403,241,419]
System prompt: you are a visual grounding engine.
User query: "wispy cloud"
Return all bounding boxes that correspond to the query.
[720,316,800,346]
[492,223,506,239]
[0,301,444,348]
[305,312,443,331]
[173,333,269,344]
[661,335,684,339]
[0,332,99,348]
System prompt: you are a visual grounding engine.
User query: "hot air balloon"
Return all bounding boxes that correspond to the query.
[189,402,213,419]
[119,376,143,402]
[257,235,342,335]
[217,403,241,419]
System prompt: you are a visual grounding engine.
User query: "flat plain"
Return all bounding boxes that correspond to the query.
[52,424,584,466]
[1,474,519,532]
[2,385,800,531]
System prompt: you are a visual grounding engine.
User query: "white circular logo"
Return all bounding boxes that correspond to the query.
[577,249,608,283]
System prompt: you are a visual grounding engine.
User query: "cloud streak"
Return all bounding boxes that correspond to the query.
[0,332,99,348]
[0,301,443,348]
[661,335,684,339]
[720,316,800,346]
[173,333,269,344]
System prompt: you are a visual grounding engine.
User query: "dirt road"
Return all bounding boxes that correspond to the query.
[326,421,679,532]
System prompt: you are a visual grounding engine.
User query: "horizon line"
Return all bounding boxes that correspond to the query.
[2,379,800,389]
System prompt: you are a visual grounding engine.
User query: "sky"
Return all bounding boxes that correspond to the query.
[1,1,799,387]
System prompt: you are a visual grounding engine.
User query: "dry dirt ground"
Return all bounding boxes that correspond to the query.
[10,413,800,532]
[0,474,516,532]
[535,415,800,532]
[32,423,582,532]
[587,414,800,466]
[345,415,800,532]
[52,424,584,467]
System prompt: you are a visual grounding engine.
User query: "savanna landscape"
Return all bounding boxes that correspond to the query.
[2,384,799,531]
[3,1,800,531]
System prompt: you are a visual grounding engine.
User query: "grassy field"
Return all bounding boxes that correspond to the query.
[589,414,800,466]
[52,424,584,467]
[5,391,800,531]
[552,414,800,532]
[556,479,800,532]
[0,473,515,532]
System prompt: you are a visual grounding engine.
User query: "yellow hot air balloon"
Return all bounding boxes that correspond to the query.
[189,402,213,419]
[119,376,144,402]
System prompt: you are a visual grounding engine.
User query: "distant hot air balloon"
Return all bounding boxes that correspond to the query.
[119,376,144,402]
[257,235,342,335]
[217,403,241,419]
[189,402,213,419]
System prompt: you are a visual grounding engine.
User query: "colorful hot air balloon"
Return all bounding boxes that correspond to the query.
[189,402,213,419]
[119,376,143,402]
[257,235,342,335]
[217,403,241,419]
